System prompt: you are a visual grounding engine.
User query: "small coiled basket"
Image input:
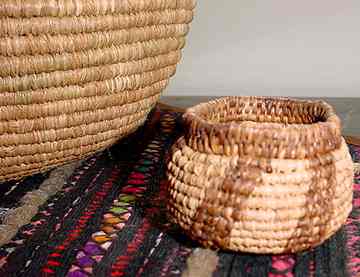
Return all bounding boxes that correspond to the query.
[167,96,354,254]
[0,0,195,182]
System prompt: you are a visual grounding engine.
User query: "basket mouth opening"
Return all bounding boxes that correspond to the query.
[190,97,331,126]
[183,97,342,158]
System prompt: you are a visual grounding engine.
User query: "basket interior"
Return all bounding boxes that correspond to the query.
[198,98,329,125]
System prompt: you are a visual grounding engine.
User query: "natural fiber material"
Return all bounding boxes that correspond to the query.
[0,0,196,18]
[0,0,195,183]
[0,10,194,37]
[167,96,354,254]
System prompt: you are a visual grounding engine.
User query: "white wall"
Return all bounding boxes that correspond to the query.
[166,0,360,97]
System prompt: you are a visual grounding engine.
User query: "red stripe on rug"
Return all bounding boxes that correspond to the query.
[111,219,152,277]
[41,168,121,275]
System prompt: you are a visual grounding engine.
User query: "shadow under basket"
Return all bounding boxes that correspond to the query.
[167,96,354,254]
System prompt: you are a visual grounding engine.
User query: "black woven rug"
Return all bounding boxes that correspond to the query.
[0,109,359,277]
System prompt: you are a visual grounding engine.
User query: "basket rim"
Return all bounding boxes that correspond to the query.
[182,96,342,158]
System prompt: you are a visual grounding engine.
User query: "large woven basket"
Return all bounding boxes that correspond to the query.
[167,96,354,254]
[0,0,195,182]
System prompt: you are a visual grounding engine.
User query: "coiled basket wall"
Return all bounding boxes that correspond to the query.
[0,0,195,182]
[167,96,354,254]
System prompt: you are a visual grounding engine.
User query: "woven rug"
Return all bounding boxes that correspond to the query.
[0,108,359,277]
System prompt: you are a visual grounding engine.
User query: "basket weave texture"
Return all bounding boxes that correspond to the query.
[0,0,195,182]
[167,96,354,254]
